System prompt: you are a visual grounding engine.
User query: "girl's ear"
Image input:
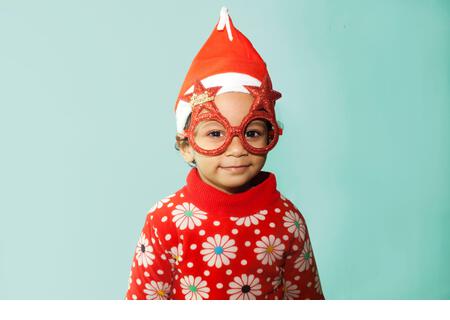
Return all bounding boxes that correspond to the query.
[177,134,195,163]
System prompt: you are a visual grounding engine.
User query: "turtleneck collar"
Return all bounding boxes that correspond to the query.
[183,167,280,217]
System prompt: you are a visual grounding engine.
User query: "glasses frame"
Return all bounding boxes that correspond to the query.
[180,74,283,156]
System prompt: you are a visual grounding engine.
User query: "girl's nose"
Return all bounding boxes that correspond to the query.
[225,135,247,156]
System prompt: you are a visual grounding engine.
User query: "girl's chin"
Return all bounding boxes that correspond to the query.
[215,174,255,190]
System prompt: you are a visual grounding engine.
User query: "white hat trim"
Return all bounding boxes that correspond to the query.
[175,72,261,134]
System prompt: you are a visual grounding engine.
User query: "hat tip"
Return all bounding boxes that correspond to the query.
[217,6,233,41]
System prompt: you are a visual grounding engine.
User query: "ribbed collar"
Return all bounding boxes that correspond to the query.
[183,167,280,217]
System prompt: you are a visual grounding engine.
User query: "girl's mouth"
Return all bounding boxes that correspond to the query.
[220,165,251,173]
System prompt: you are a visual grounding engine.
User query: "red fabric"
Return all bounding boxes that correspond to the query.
[126,168,325,300]
[174,15,268,112]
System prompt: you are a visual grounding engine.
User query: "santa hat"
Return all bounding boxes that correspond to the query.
[174,7,282,134]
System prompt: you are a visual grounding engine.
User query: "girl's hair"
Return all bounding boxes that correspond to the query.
[174,114,196,167]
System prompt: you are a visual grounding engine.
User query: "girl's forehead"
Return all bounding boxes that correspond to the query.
[213,92,254,126]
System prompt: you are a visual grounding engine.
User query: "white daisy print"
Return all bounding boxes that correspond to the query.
[254,235,285,265]
[230,209,267,227]
[283,210,306,241]
[314,269,323,295]
[135,232,155,267]
[200,234,237,268]
[143,280,171,300]
[148,194,175,213]
[294,239,313,272]
[271,275,283,290]
[171,202,207,230]
[283,281,300,300]
[227,274,262,300]
[180,275,210,300]
[127,270,132,291]
[168,243,183,265]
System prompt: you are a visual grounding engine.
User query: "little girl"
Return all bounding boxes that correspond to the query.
[125,7,325,300]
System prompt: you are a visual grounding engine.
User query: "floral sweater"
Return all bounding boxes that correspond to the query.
[126,168,325,300]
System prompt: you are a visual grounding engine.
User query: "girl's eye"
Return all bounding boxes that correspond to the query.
[207,130,225,138]
[245,130,262,138]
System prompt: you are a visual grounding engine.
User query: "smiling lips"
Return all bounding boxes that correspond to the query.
[220,164,251,173]
[221,165,250,168]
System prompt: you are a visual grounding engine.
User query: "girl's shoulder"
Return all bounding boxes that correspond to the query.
[276,191,307,221]
[143,187,189,224]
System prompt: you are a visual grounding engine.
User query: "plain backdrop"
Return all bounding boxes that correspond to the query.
[0,0,449,299]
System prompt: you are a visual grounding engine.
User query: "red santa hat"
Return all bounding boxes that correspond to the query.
[174,6,282,134]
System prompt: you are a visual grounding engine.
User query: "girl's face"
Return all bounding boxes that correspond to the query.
[180,92,268,194]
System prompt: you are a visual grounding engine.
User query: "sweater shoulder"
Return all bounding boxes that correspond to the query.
[276,191,307,221]
[143,187,188,226]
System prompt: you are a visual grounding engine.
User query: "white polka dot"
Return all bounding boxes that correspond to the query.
[132,262,135,267]
[284,202,289,207]
[275,208,281,213]
[213,221,220,226]
[150,215,153,220]
[254,229,261,235]
[269,222,276,228]
[274,296,279,300]
[172,288,176,294]
[132,294,137,300]
[266,277,271,282]
[204,270,210,276]
[292,245,298,251]
[187,262,194,268]
[175,275,179,280]
[177,268,182,273]
[151,237,156,244]
[216,283,223,289]
[190,244,197,250]
[307,282,312,287]
[165,234,172,241]
[226,269,232,275]
[199,229,206,236]
[161,216,168,222]
[231,228,238,235]
[144,271,150,277]
[161,254,167,260]
[241,259,247,265]
[257,268,263,274]
[294,275,300,281]
[180,234,184,240]
[282,235,289,241]
[244,241,251,247]
[167,203,173,208]
[157,269,164,275]
[180,193,184,198]
[136,278,141,285]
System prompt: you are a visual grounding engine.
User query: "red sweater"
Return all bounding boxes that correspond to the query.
[126,168,325,300]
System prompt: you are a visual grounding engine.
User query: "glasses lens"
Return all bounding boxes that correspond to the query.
[244,118,273,149]
[194,120,227,151]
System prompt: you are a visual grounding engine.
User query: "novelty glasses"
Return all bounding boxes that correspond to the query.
[179,75,283,156]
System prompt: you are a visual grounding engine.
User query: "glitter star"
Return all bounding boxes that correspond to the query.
[180,80,221,116]
[244,74,282,115]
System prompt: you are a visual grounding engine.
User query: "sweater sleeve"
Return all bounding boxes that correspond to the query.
[125,205,178,300]
[282,208,325,300]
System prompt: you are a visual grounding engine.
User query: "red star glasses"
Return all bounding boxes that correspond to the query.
[179,75,283,156]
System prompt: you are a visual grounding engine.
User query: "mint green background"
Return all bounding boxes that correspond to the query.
[1,0,449,299]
